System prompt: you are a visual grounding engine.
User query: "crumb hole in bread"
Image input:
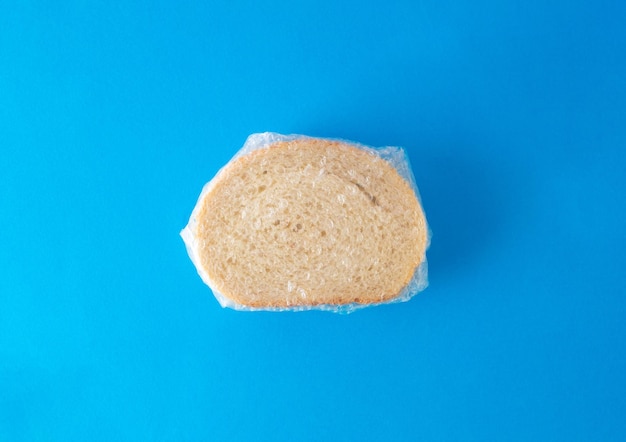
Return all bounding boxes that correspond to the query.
[258,185,266,193]
[263,170,267,174]
[273,220,280,226]
[320,230,326,237]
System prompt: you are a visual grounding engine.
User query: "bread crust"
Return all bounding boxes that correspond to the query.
[194,138,428,308]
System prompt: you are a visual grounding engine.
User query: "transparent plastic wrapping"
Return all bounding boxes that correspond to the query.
[181,132,430,313]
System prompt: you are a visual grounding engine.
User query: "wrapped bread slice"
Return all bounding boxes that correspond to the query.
[181,133,429,312]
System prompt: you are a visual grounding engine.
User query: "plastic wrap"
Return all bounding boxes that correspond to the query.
[181,132,430,313]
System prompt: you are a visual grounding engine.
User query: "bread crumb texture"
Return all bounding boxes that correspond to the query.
[192,137,428,309]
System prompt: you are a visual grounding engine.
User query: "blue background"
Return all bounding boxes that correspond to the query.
[1,1,625,440]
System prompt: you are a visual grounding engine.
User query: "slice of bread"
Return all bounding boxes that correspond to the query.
[185,136,428,309]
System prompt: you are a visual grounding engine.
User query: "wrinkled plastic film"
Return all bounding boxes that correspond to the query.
[181,132,430,313]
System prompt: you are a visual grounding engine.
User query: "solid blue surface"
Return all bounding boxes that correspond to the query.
[2,1,626,440]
